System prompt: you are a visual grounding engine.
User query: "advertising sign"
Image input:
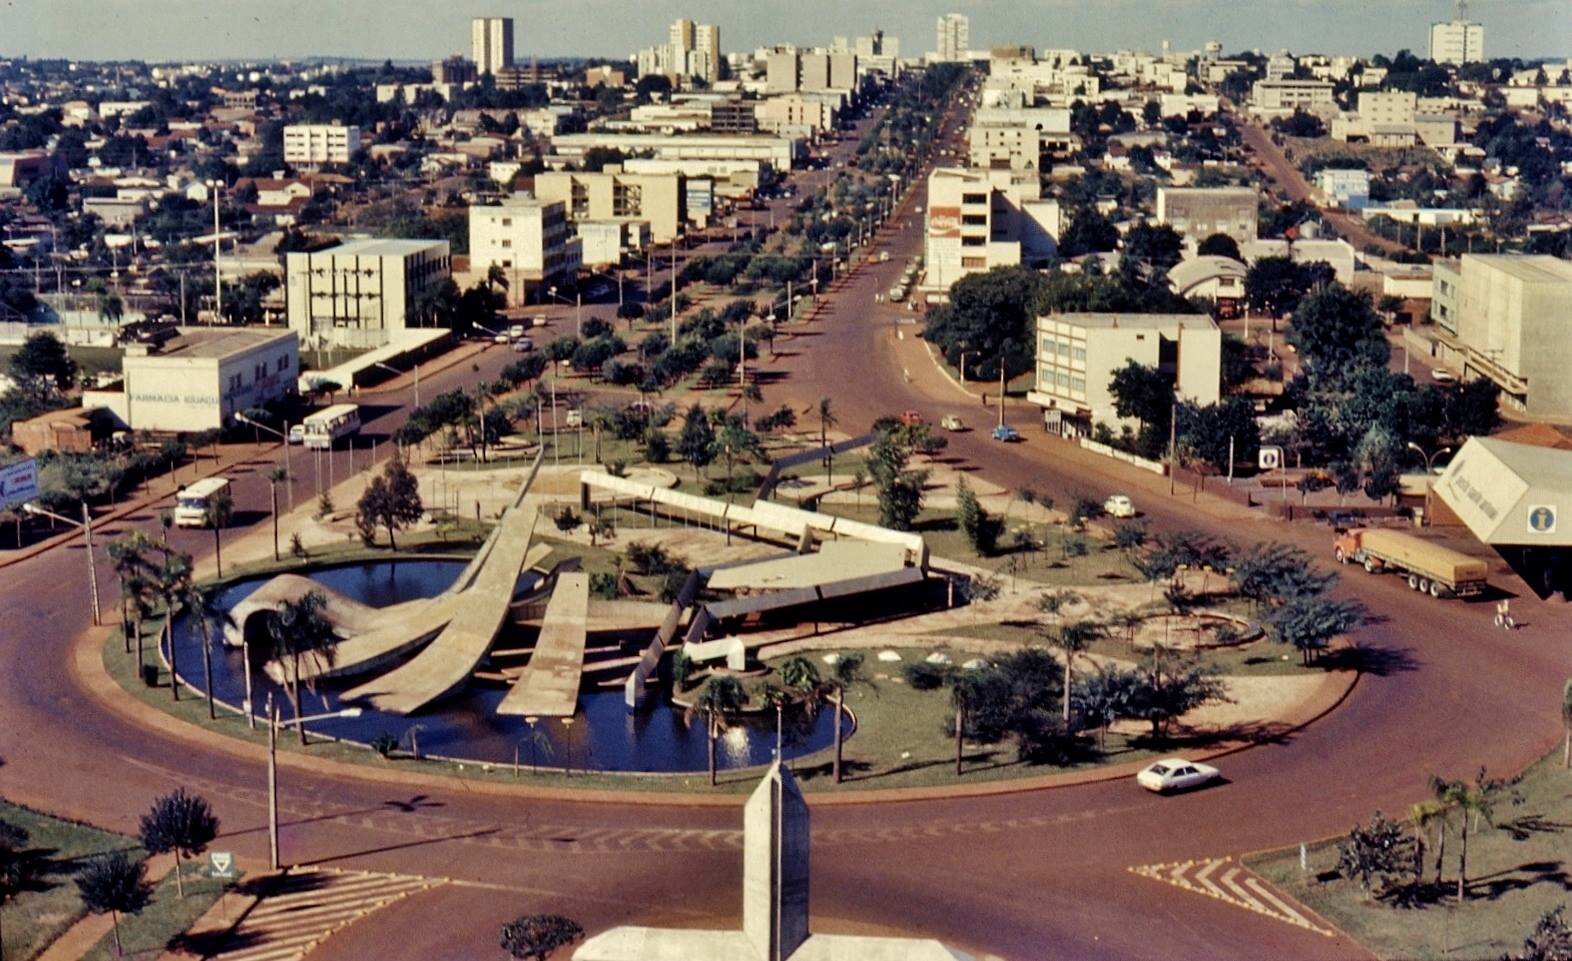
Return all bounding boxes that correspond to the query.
[928,206,962,238]
[0,459,39,512]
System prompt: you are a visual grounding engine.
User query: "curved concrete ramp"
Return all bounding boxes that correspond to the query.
[342,508,544,715]
[224,574,427,649]
[497,571,590,717]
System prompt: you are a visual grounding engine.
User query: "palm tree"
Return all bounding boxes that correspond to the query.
[205,489,234,577]
[1562,676,1572,769]
[815,397,837,484]
[1426,774,1457,887]
[148,545,194,701]
[1047,620,1104,724]
[691,676,746,786]
[485,263,509,294]
[107,534,154,655]
[948,670,981,776]
[824,653,868,784]
[184,583,232,720]
[1450,771,1498,902]
[267,465,289,562]
[266,591,339,744]
[1407,799,1446,886]
[778,656,820,699]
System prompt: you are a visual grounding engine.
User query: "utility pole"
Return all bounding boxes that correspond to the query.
[82,503,100,626]
[1227,435,1236,485]
[668,242,677,345]
[267,695,280,870]
[997,365,1005,430]
[1167,401,1178,496]
[210,184,222,324]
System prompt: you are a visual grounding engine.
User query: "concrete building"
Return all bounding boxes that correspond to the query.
[282,124,361,165]
[1155,187,1258,246]
[935,13,970,62]
[575,764,969,961]
[1429,254,1572,421]
[285,239,451,349]
[1240,237,1358,284]
[550,132,800,171]
[1249,79,1336,116]
[694,23,721,82]
[1027,313,1222,436]
[1315,167,1371,210]
[534,167,687,244]
[471,17,514,75]
[1430,17,1485,65]
[968,123,1051,170]
[84,328,299,432]
[1436,437,1572,599]
[756,94,837,135]
[468,194,582,306]
[923,167,1060,291]
[1167,255,1248,315]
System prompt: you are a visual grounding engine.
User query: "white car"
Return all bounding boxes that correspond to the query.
[1103,494,1136,518]
[1136,758,1221,794]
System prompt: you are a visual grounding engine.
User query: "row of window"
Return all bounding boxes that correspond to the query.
[1038,365,1088,398]
[1039,334,1087,362]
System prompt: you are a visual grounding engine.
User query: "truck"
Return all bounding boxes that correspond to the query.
[1333,528,1489,599]
[173,477,232,529]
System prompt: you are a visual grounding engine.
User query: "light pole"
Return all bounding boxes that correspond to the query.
[234,412,293,509]
[959,351,970,383]
[372,360,420,407]
[266,696,362,871]
[546,285,582,338]
[204,179,223,324]
[1405,442,1452,524]
[23,502,99,625]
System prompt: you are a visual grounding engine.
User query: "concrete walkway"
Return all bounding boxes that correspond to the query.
[497,570,589,717]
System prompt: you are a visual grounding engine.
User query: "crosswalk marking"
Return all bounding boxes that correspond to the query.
[207,868,439,961]
[1128,857,1333,937]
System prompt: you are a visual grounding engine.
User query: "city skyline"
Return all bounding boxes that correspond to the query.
[3,0,1567,64]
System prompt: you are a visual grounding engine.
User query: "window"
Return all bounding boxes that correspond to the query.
[501,218,512,227]
[962,193,987,205]
[961,257,986,268]
[277,356,289,372]
[962,237,985,247]
[228,373,242,391]
[1071,346,1086,362]
[501,239,512,248]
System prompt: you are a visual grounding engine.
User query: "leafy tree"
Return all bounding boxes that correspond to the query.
[1562,676,1572,769]
[75,852,152,958]
[1266,594,1364,665]
[1289,284,1389,388]
[1045,620,1104,723]
[955,480,1001,556]
[9,331,76,391]
[960,648,1075,763]
[1510,906,1572,961]
[499,914,585,961]
[867,424,929,531]
[355,451,423,548]
[1125,652,1228,740]
[1245,256,1316,319]
[1354,425,1402,502]
[1073,664,1140,752]
[1177,398,1260,475]
[922,266,1042,382]
[266,591,338,743]
[1108,360,1174,435]
[1336,811,1417,900]
[1120,222,1184,277]
[676,404,716,477]
[693,675,747,786]
[137,789,219,898]
[0,818,36,952]
[1113,521,1147,555]
[1232,543,1332,606]
[1058,207,1119,257]
[204,488,234,578]
[1196,233,1242,260]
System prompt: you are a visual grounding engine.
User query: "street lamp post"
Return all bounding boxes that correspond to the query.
[23,502,99,625]
[266,696,362,871]
[372,360,420,408]
[234,412,293,510]
[1405,442,1453,524]
[204,180,223,324]
[546,285,582,338]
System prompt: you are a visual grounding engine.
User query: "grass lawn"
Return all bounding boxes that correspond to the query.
[0,800,130,961]
[937,620,1318,678]
[81,867,233,961]
[1248,751,1572,960]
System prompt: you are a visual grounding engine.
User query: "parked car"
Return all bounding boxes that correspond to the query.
[1103,494,1136,518]
[899,409,924,427]
[991,424,1020,442]
[1136,758,1221,794]
[564,409,583,428]
[511,337,534,352]
[287,424,305,445]
[508,323,526,339]
[492,332,511,344]
[1431,369,1456,383]
[940,414,965,432]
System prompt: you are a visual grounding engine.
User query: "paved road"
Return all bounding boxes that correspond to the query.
[2,84,1569,961]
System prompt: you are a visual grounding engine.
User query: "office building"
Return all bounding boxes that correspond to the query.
[1028,313,1221,437]
[1429,254,1572,420]
[936,13,970,62]
[550,132,800,172]
[756,95,837,135]
[285,239,451,349]
[469,194,582,306]
[636,17,721,82]
[472,17,515,75]
[1429,17,1485,65]
[1249,79,1336,116]
[923,167,1061,291]
[534,167,687,245]
[432,55,479,85]
[84,328,299,432]
[694,23,721,82]
[1155,187,1258,246]
[282,124,361,165]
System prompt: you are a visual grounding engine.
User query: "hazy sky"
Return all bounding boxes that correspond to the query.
[3,0,1568,63]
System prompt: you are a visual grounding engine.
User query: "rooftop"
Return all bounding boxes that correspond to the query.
[1040,312,1219,331]
[317,238,449,258]
[129,326,295,361]
[1463,253,1572,285]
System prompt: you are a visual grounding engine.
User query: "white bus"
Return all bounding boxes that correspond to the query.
[173,477,232,528]
[302,404,361,450]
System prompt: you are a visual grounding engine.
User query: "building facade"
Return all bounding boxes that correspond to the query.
[1430,254,1572,421]
[282,124,361,165]
[935,13,970,62]
[468,195,582,306]
[285,239,451,349]
[1027,313,1221,436]
[1429,19,1485,65]
[923,167,1060,291]
[472,17,514,75]
[534,168,687,244]
[1156,187,1259,245]
[86,328,299,432]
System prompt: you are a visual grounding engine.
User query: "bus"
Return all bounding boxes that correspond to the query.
[302,404,361,450]
[173,477,232,528]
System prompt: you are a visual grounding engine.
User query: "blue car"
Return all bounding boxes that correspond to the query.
[991,425,1020,442]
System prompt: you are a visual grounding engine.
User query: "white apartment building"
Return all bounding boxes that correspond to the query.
[472,17,514,75]
[285,239,451,349]
[85,328,299,432]
[550,132,800,171]
[1314,168,1372,210]
[534,167,687,244]
[1429,19,1485,65]
[1430,254,1572,420]
[1249,79,1336,117]
[756,94,838,135]
[282,124,361,165]
[1155,187,1258,246]
[468,195,582,306]
[935,13,969,62]
[1028,314,1221,436]
[923,167,1061,291]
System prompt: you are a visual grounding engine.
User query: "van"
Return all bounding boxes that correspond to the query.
[173,477,232,528]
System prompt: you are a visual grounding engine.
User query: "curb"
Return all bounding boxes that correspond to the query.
[74,614,1361,809]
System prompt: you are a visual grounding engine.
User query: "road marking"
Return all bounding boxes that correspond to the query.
[1129,857,1333,937]
[207,867,438,961]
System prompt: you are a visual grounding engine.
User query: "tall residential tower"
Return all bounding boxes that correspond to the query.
[471,16,514,75]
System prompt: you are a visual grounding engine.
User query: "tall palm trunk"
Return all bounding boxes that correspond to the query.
[172,850,184,898]
[271,483,280,562]
[109,911,122,958]
[1061,654,1073,723]
[832,690,845,784]
[133,612,145,677]
[1456,816,1470,901]
[953,703,964,776]
[212,527,223,578]
[200,623,215,719]
[1433,820,1447,886]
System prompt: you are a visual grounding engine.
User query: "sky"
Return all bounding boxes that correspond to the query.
[2,0,1569,64]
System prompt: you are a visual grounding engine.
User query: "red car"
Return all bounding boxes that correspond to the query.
[899,410,924,427]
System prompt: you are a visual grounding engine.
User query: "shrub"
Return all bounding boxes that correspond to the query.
[904,661,951,690]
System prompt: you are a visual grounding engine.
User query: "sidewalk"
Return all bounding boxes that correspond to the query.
[34,854,175,961]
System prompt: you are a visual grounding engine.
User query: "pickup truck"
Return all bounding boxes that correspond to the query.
[1333,528,1489,599]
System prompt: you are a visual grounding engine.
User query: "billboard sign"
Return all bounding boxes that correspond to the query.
[0,459,39,512]
[928,206,962,238]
